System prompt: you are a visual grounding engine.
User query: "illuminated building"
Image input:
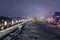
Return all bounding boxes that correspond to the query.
[53,12,60,22]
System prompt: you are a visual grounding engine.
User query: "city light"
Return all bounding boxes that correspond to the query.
[11,20,14,25]
[16,20,18,23]
[0,0,60,40]
[4,21,7,26]
[1,27,4,30]
[19,20,21,22]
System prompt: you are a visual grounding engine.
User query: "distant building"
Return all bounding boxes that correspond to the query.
[53,12,60,22]
[0,16,12,23]
[29,16,38,22]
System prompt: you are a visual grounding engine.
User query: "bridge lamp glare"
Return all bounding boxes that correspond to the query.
[4,21,7,26]
[12,20,14,25]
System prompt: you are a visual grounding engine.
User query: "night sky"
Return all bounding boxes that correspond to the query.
[0,0,60,17]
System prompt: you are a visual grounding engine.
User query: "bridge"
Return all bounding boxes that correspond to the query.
[0,19,29,40]
[0,19,60,40]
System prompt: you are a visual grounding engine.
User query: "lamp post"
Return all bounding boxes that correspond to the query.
[19,20,21,23]
[1,26,4,30]
[11,20,14,25]
[4,21,7,26]
[16,20,18,24]
[4,21,7,29]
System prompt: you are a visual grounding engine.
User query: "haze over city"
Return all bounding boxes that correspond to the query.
[0,0,60,17]
[1,0,60,40]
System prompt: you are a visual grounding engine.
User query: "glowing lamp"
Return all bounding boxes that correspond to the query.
[4,21,7,26]
[12,20,14,25]
[19,20,21,22]
[16,20,18,23]
[1,27,4,30]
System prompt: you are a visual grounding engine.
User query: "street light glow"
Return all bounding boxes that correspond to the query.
[4,21,7,26]
[12,20,14,25]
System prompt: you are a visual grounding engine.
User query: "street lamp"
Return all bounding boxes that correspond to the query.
[1,26,4,30]
[4,21,7,29]
[11,20,14,25]
[16,20,18,23]
[19,20,21,22]
[4,21,7,26]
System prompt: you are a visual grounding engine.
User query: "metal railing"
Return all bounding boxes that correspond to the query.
[0,21,28,40]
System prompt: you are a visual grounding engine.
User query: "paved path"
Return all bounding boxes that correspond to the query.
[16,21,60,40]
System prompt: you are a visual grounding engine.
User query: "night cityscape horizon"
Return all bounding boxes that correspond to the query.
[0,0,60,40]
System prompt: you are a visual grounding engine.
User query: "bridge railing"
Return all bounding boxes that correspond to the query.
[0,20,29,40]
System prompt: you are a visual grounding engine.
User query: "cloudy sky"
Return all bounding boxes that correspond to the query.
[0,0,60,17]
